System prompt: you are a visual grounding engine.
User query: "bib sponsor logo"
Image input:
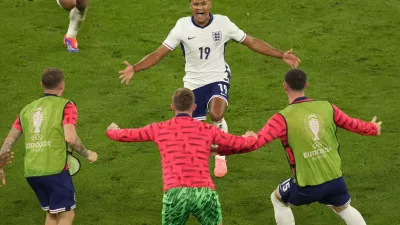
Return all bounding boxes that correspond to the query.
[304,114,324,141]
[303,114,331,160]
[26,141,51,150]
[29,107,47,141]
[303,146,332,159]
[27,107,51,151]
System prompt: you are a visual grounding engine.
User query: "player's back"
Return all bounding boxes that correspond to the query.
[154,115,215,191]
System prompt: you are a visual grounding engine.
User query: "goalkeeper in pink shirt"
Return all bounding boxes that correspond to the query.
[106,88,257,225]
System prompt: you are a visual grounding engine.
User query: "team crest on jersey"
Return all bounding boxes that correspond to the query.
[212,31,222,43]
[28,107,47,141]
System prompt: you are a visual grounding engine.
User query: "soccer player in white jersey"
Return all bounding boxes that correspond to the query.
[57,0,88,52]
[118,0,301,178]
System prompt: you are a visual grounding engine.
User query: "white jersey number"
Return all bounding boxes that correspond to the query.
[218,83,228,95]
[280,178,292,192]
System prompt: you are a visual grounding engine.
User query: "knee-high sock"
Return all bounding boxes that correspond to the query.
[66,7,87,38]
[271,192,295,225]
[213,118,228,160]
[336,205,366,225]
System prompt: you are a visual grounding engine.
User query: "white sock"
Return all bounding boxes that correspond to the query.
[213,118,228,133]
[66,7,87,38]
[213,118,228,160]
[271,192,295,225]
[336,205,366,225]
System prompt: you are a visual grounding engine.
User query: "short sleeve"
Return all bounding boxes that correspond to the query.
[225,16,246,42]
[13,116,22,132]
[163,20,182,51]
[62,102,78,126]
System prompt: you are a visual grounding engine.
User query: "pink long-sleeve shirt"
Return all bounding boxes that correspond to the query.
[107,114,257,192]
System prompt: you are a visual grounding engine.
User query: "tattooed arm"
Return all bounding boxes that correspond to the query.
[67,134,89,157]
[63,124,97,162]
[0,127,21,185]
[1,127,22,154]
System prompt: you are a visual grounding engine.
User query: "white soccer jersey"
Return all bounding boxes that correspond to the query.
[163,14,246,90]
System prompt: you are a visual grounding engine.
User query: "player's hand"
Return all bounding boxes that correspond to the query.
[87,150,98,163]
[119,61,135,85]
[0,151,13,168]
[243,131,257,138]
[0,168,6,186]
[283,49,301,68]
[370,116,382,135]
[107,123,120,130]
[210,145,219,157]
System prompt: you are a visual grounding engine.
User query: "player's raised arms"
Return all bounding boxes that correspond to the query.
[119,45,171,85]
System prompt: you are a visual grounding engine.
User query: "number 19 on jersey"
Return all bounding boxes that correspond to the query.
[199,47,211,60]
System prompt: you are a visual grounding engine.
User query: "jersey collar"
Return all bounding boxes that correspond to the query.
[175,113,192,118]
[291,96,313,104]
[191,13,214,29]
[43,93,60,97]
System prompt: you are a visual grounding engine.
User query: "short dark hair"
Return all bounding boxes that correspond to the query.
[172,88,195,111]
[41,68,64,89]
[285,68,307,91]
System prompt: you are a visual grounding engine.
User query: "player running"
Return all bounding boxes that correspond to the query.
[0,68,98,225]
[106,88,258,225]
[216,69,382,225]
[57,0,88,52]
[118,0,301,178]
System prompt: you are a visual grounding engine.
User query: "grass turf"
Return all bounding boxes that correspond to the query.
[0,0,399,224]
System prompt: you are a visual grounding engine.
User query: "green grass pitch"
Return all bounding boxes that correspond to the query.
[0,0,399,224]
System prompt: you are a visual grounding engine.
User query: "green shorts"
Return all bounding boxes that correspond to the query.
[162,187,222,225]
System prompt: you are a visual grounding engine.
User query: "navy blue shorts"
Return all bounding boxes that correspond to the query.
[278,177,351,207]
[192,82,230,120]
[26,170,76,214]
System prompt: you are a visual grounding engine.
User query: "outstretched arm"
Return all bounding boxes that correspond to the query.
[241,35,301,68]
[106,122,157,142]
[241,35,284,58]
[119,45,171,85]
[212,127,258,151]
[332,104,381,135]
[218,114,287,155]
[133,45,171,73]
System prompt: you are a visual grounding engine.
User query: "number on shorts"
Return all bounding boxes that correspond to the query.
[218,83,228,95]
[281,179,291,192]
